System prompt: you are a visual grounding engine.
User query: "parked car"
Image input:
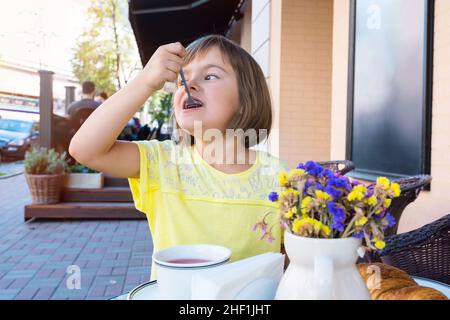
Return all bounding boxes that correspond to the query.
[0,118,39,161]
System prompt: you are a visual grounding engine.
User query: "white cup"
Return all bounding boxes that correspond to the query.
[153,244,232,299]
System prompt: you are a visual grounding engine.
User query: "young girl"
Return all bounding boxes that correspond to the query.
[69,35,289,280]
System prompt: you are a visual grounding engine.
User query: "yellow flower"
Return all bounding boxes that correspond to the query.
[347,191,357,202]
[287,188,300,197]
[390,183,401,197]
[292,218,330,237]
[347,185,366,202]
[292,206,298,214]
[367,195,378,206]
[301,196,313,215]
[288,169,306,181]
[292,219,306,234]
[383,198,392,208]
[374,240,386,250]
[280,188,300,201]
[316,223,331,237]
[284,208,295,219]
[315,190,332,201]
[355,216,368,227]
[354,184,367,194]
[376,177,390,190]
[279,171,289,187]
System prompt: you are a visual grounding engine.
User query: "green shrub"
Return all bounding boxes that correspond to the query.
[24,147,70,175]
[69,163,98,173]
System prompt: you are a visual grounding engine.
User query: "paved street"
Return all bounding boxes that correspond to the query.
[0,171,153,300]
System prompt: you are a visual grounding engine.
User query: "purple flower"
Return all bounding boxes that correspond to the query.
[319,168,335,179]
[305,161,324,176]
[351,179,363,186]
[385,213,396,228]
[305,178,315,189]
[365,188,374,198]
[376,209,387,218]
[314,183,324,191]
[296,163,305,170]
[327,177,350,191]
[353,232,364,239]
[268,192,279,202]
[327,201,346,232]
[324,185,342,201]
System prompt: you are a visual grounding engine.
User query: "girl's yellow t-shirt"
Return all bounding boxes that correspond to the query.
[128,139,290,280]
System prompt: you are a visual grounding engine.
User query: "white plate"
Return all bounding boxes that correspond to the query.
[412,276,450,298]
[128,277,450,300]
[127,281,163,300]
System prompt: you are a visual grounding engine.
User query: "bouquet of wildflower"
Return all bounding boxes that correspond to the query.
[253,161,401,252]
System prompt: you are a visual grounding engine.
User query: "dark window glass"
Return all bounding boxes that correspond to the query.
[348,0,433,180]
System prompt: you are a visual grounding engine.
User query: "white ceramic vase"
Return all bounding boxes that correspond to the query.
[275,231,370,300]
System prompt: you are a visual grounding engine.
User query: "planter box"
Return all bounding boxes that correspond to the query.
[64,173,104,189]
[25,173,64,204]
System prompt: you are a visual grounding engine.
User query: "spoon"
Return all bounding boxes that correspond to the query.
[179,68,197,107]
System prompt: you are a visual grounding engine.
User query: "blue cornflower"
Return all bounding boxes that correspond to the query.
[268,192,279,202]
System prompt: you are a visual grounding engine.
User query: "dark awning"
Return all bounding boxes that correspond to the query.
[128,0,243,65]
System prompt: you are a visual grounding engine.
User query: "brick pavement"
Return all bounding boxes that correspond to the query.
[0,172,153,300]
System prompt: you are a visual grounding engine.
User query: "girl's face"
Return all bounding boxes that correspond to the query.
[173,46,240,136]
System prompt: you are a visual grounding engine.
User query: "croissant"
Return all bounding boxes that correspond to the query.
[357,263,448,300]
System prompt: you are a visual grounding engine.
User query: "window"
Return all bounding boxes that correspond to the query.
[346,0,434,181]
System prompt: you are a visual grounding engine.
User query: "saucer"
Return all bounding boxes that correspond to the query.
[412,276,450,298]
[128,281,163,300]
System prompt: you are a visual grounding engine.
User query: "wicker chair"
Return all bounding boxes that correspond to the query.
[317,160,355,176]
[379,214,450,285]
[359,175,432,263]
[381,175,432,237]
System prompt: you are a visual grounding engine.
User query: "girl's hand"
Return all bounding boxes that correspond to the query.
[141,42,186,92]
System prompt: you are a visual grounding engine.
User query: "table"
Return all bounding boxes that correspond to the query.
[110,276,450,300]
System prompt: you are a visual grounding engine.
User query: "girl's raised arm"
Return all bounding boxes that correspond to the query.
[69,42,186,178]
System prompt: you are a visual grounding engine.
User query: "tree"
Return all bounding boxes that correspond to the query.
[148,91,173,126]
[71,0,140,95]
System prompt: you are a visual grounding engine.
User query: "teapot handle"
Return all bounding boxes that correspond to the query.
[313,255,334,299]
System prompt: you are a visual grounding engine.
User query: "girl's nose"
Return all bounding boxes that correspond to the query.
[188,81,199,92]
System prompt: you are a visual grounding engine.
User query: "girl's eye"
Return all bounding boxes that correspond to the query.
[205,74,219,80]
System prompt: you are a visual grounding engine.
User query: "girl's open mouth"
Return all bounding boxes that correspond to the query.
[183,98,204,110]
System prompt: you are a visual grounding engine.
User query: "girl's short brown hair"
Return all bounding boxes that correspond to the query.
[173,34,272,148]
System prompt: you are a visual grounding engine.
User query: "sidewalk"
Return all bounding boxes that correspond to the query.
[0,160,24,179]
[0,171,153,300]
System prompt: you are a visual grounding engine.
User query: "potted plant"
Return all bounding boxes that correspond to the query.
[24,147,70,204]
[253,161,400,300]
[64,163,104,189]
